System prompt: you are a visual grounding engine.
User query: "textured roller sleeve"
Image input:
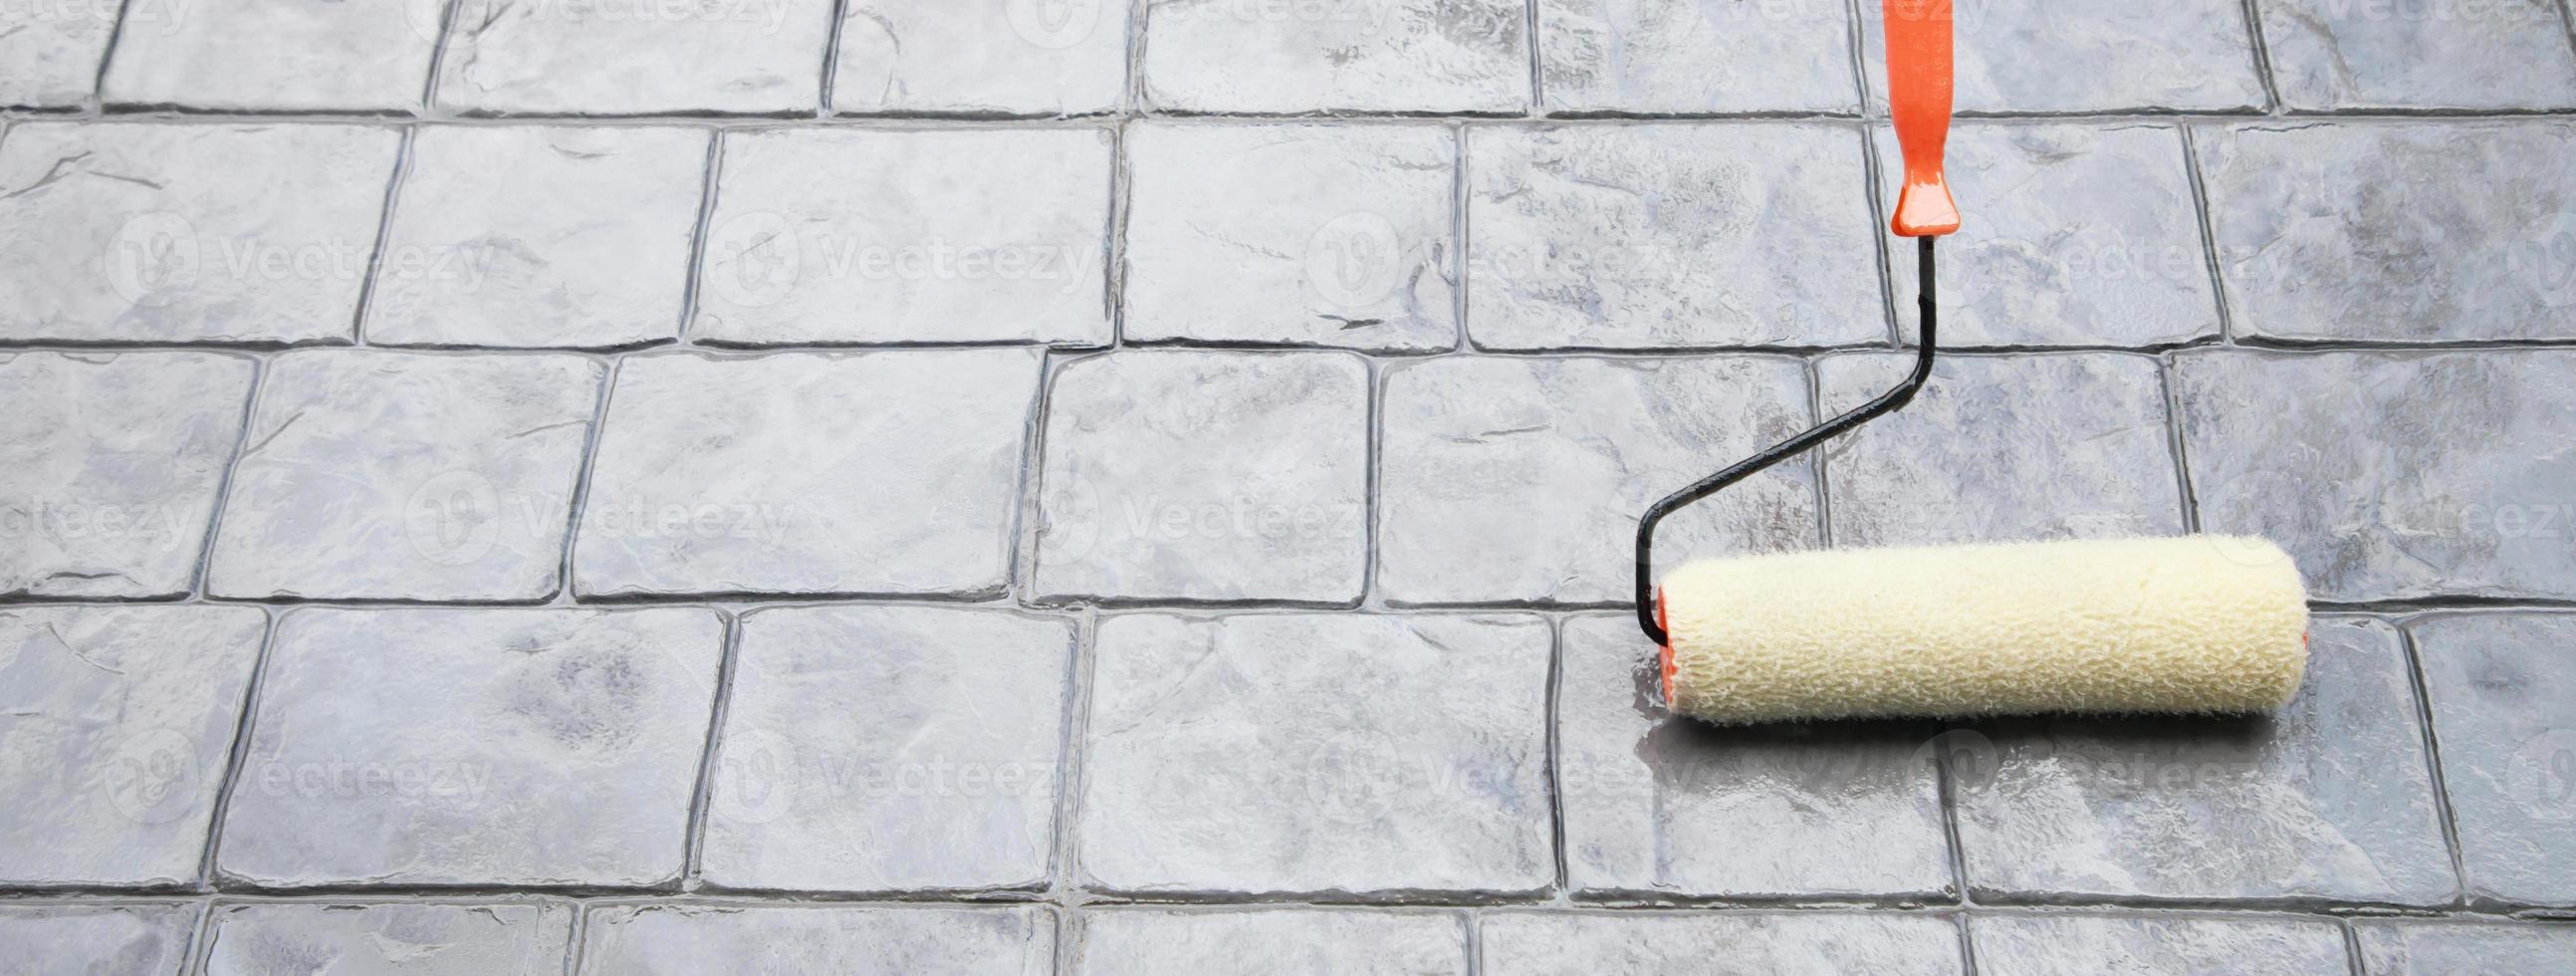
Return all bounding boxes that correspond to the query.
[1656,536,2310,724]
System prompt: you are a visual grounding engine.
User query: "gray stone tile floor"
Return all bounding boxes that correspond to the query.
[1,0,2574,972]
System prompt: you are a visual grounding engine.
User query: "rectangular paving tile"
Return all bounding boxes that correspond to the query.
[99,0,441,111]
[1141,0,1528,113]
[1466,123,1883,350]
[0,903,197,975]
[1080,612,1551,896]
[1556,615,1953,899]
[2198,122,2576,343]
[2408,612,2576,906]
[215,608,724,888]
[0,122,401,345]
[366,125,708,350]
[574,349,1041,599]
[1970,913,2348,975]
[2256,0,2576,110]
[203,902,573,976]
[1859,0,2263,113]
[1817,353,2184,548]
[0,0,115,107]
[832,0,1128,115]
[1479,911,1964,975]
[2171,349,2576,603]
[691,127,1111,347]
[2354,920,2576,975]
[578,904,1052,975]
[700,606,1073,894]
[1033,351,1368,605]
[1877,122,2219,348]
[1377,356,1817,606]
[1952,617,2456,904]
[2,352,255,599]
[0,606,266,887]
[1071,908,1467,975]
[1537,0,1860,114]
[436,0,835,114]
[207,351,600,603]
[1123,122,1456,352]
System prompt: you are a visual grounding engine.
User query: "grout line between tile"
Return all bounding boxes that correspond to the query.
[2395,623,2473,907]
[193,607,284,890]
[677,608,747,890]
[2176,123,2240,346]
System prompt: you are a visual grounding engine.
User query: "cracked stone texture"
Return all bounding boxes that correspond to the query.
[2172,349,2576,603]
[1858,0,2263,113]
[831,0,1128,115]
[0,606,266,887]
[206,352,600,603]
[1817,353,2184,548]
[436,0,835,115]
[2354,920,2576,975]
[701,606,1072,894]
[0,903,197,975]
[1877,123,2220,349]
[1479,911,1964,975]
[2408,613,2576,906]
[1970,914,2349,975]
[574,350,1041,599]
[2256,0,2576,111]
[1466,123,1882,350]
[1080,613,1552,896]
[1,353,255,599]
[1555,615,1953,899]
[1952,617,2455,904]
[1071,908,1468,975]
[1377,356,1817,606]
[691,127,1112,347]
[99,0,442,111]
[578,904,1053,974]
[1140,0,1528,113]
[2197,123,2576,343]
[0,0,114,107]
[367,125,708,350]
[1123,123,1456,352]
[216,608,724,888]
[1034,352,1369,604]
[203,902,574,976]
[1537,0,1860,115]
[0,122,400,344]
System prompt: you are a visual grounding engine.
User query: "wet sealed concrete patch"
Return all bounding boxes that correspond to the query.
[1949,617,2454,904]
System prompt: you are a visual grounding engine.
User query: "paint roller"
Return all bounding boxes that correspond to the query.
[1634,1,2309,725]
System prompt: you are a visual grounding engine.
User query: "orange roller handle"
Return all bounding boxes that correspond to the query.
[1883,0,1959,237]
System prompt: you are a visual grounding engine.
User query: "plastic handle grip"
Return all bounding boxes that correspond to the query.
[1883,0,1959,237]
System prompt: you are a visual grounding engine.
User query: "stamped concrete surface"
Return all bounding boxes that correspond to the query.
[4,0,2575,970]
